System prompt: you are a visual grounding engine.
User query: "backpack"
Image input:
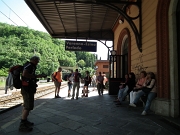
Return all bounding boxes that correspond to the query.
[9,65,24,89]
[63,74,68,81]
[74,72,81,82]
[51,72,57,82]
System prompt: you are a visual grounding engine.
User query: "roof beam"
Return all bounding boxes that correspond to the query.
[54,1,67,35]
[56,0,142,52]
[73,3,79,38]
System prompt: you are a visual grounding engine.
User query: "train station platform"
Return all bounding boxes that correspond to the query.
[0,85,179,135]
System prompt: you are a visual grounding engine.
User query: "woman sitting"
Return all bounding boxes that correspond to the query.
[129,71,147,104]
[114,72,136,105]
[129,72,157,115]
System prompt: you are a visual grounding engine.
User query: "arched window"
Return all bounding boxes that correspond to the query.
[117,28,131,78]
[122,37,129,55]
[120,35,129,77]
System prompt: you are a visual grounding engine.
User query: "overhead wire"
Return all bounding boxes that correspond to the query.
[0,11,18,26]
[0,0,29,27]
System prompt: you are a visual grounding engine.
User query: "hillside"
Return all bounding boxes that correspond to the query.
[0,22,96,76]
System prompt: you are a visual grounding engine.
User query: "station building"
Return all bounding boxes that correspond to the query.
[25,0,179,117]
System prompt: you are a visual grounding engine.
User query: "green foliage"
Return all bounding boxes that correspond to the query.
[77,59,86,68]
[79,67,95,78]
[0,22,97,77]
[0,67,8,76]
[0,81,5,87]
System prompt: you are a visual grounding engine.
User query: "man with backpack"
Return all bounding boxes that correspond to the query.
[19,56,46,132]
[52,67,62,98]
[71,69,81,100]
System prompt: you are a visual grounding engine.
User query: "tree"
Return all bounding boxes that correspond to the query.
[77,59,86,68]
[0,22,96,76]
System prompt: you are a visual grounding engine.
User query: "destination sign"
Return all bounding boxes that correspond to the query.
[65,40,97,52]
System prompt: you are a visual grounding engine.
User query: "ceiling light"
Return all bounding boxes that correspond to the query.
[119,19,124,24]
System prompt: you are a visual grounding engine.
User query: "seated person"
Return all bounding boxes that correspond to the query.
[129,71,147,104]
[114,72,136,105]
[129,72,157,115]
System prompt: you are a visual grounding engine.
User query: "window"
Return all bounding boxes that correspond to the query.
[103,65,109,68]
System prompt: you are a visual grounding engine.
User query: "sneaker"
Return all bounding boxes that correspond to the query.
[76,97,78,100]
[71,97,74,100]
[56,95,61,98]
[19,122,33,132]
[141,111,147,115]
[85,94,88,97]
[129,103,136,107]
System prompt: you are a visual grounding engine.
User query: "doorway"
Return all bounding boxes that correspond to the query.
[176,0,180,116]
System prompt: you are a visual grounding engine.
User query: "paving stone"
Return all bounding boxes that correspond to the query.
[0,87,179,135]
[46,115,69,125]
[35,111,55,119]
[76,125,105,135]
[58,120,85,130]
[36,122,63,134]
[52,129,82,135]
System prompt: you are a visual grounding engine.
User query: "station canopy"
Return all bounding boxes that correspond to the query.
[25,0,130,41]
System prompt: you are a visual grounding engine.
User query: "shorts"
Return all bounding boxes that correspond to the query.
[68,82,73,90]
[84,82,89,86]
[54,81,61,88]
[21,87,34,110]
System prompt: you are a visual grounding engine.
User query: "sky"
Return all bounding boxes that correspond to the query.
[0,0,112,60]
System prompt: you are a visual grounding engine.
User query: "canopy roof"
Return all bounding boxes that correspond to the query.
[24,0,133,41]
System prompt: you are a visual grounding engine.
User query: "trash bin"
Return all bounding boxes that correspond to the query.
[108,78,123,95]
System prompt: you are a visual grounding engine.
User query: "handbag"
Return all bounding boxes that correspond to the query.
[142,79,155,94]
[142,87,152,94]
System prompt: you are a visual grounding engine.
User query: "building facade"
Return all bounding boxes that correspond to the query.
[113,0,179,117]
[95,60,109,76]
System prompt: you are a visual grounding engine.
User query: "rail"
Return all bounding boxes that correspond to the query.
[0,82,67,114]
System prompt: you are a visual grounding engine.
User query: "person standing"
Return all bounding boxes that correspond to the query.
[96,72,104,96]
[71,69,81,100]
[52,67,62,98]
[19,56,46,132]
[91,74,96,90]
[103,73,108,89]
[67,70,74,97]
[82,71,90,97]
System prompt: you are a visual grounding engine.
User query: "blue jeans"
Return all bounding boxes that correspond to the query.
[133,91,157,112]
[118,86,129,102]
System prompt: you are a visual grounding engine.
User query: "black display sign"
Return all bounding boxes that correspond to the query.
[65,40,97,52]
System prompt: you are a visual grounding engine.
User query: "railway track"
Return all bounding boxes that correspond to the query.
[0,83,67,114]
